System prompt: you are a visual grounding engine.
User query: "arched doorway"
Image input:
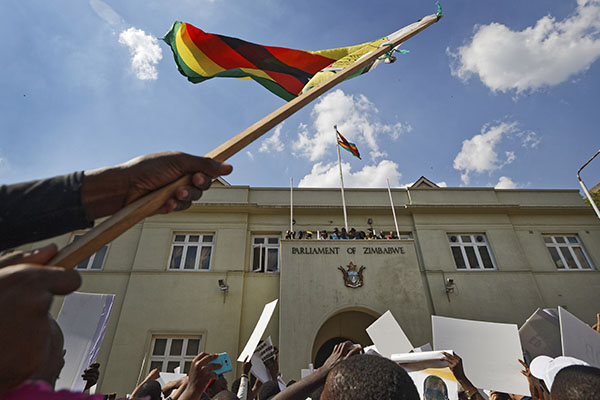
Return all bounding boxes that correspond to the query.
[312,309,378,368]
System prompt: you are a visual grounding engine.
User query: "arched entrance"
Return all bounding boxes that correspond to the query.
[312,309,378,368]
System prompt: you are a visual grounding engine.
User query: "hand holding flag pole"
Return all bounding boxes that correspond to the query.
[49,12,442,268]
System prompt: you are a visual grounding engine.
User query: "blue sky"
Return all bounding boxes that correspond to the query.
[1,0,598,192]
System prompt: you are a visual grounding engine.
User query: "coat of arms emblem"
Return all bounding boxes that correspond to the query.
[338,262,366,288]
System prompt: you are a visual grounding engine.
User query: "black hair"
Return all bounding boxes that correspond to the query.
[212,390,239,400]
[257,380,281,400]
[322,354,419,400]
[551,365,600,400]
[132,380,161,400]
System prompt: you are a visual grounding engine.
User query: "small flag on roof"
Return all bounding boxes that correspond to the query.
[335,126,361,160]
[163,22,406,101]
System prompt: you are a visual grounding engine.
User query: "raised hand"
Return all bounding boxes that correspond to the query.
[82,151,233,218]
[180,353,220,400]
[320,341,362,372]
[0,262,81,395]
[82,363,100,391]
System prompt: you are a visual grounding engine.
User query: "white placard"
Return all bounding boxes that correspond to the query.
[392,350,452,364]
[157,372,186,387]
[433,315,529,396]
[250,336,273,383]
[559,307,600,367]
[415,343,433,352]
[55,292,115,391]
[366,310,413,358]
[519,308,561,360]
[238,299,278,362]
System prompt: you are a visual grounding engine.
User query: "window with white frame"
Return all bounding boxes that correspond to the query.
[168,234,214,271]
[71,233,109,270]
[447,234,496,270]
[543,234,594,270]
[252,236,280,272]
[148,336,202,374]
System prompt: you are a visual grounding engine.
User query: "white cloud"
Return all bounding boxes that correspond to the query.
[90,0,124,26]
[449,0,600,93]
[118,27,163,80]
[517,131,541,148]
[495,176,518,189]
[298,160,402,188]
[437,181,448,188]
[453,122,518,185]
[246,151,254,160]
[259,124,285,153]
[293,89,411,162]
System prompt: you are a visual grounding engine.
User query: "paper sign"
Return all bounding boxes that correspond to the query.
[157,372,186,387]
[366,310,413,358]
[433,315,529,396]
[55,292,115,391]
[300,363,315,379]
[406,368,458,400]
[250,336,273,383]
[238,299,278,362]
[559,307,600,367]
[519,308,561,360]
[415,343,433,353]
[392,350,452,364]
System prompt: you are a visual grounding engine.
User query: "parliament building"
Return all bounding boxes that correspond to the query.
[32,178,600,395]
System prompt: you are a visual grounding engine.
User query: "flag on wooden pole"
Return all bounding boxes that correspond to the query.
[163,22,406,101]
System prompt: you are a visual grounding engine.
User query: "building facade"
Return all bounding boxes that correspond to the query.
[30,183,599,395]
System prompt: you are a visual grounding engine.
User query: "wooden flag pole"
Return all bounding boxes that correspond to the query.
[49,13,442,268]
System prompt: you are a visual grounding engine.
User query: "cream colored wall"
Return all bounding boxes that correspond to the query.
[13,186,599,395]
[279,240,433,381]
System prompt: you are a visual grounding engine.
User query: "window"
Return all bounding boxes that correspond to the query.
[543,235,593,270]
[168,234,214,271]
[448,234,496,270]
[148,336,202,374]
[71,234,109,270]
[252,236,280,272]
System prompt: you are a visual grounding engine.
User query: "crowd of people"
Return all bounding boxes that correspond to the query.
[284,228,403,240]
[1,152,599,399]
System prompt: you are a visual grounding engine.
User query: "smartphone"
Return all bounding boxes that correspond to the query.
[208,352,232,375]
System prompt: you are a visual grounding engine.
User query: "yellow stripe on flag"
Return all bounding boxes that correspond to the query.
[239,68,277,82]
[177,23,225,77]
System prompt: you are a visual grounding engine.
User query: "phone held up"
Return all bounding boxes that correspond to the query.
[208,352,233,375]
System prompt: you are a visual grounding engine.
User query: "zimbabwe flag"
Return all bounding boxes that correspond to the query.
[336,127,361,160]
[163,22,389,101]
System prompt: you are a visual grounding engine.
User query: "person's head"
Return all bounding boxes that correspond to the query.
[132,380,162,400]
[206,374,229,397]
[341,228,347,234]
[333,228,339,233]
[28,318,65,388]
[257,380,281,400]
[530,355,589,391]
[489,392,511,400]
[423,375,448,400]
[212,390,239,400]
[550,365,600,400]
[321,354,419,400]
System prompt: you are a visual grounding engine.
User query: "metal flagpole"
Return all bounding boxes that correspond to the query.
[335,126,349,232]
[387,178,400,238]
[577,149,600,221]
[290,177,294,232]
